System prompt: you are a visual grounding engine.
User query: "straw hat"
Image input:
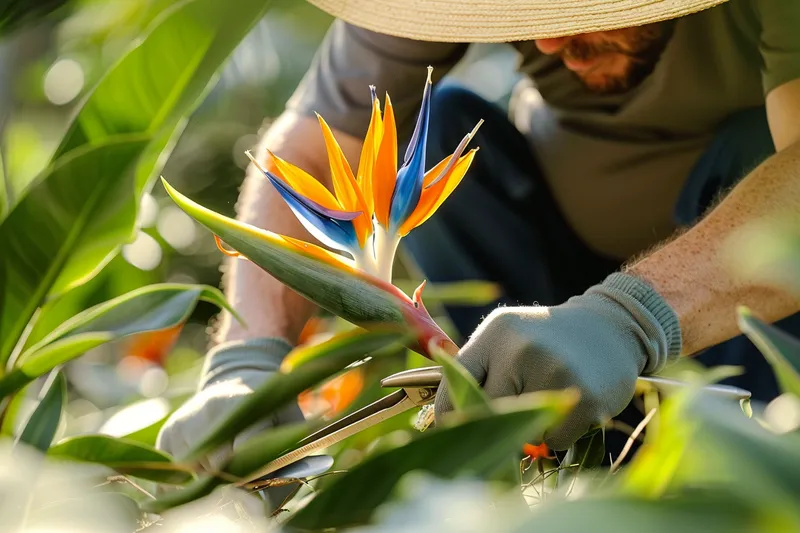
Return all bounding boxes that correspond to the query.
[305,0,729,43]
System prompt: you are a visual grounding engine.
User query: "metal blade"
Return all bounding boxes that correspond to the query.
[238,391,418,486]
[638,375,751,400]
[381,366,752,402]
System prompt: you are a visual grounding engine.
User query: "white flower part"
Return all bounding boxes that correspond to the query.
[372,224,401,283]
[414,404,436,432]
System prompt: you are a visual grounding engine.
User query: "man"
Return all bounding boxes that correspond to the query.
[157,0,800,485]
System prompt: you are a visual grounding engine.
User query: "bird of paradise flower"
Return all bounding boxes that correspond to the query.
[235,66,482,282]
[162,66,481,358]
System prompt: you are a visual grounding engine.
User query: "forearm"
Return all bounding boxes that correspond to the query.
[215,111,362,345]
[627,139,800,356]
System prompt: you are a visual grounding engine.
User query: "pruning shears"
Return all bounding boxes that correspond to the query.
[241,366,751,491]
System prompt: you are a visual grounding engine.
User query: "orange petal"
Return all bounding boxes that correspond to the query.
[316,114,372,247]
[522,442,553,460]
[373,94,398,229]
[356,90,384,217]
[398,149,477,235]
[265,149,342,211]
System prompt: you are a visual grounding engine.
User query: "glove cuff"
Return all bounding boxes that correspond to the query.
[588,272,683,374]
[198,337,294,390]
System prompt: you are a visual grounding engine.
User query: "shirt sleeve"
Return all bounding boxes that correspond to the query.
[753,0,800,95]
[285,19,469,141]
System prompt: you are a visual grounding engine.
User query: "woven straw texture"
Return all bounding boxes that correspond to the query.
[305,0,729,42]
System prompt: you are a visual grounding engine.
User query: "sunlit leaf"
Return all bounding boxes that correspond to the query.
[0,145,7,220]
[48,435,194,484]
[558,426,605,488]
[0,284,235,398]
[142,422,314,514]
[163,178,407,323]
[0,136,148,366]
[738,306,800,397]
[14,370,66,452]
[393,279,501,307]
[44,0,274,297]
[431,349,490,412]
[512,493,760,533]
[288,389,577,530]
[183,329,411,462]
[0,0,70,37]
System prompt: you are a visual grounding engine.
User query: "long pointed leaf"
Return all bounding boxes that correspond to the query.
[0,284,234,397]
[162,179,408,326]
[48,435,194,484]
[288,389,577,530]
[183,329,411,462]
[45,0,274,298]
[0,136,148,365]
[432,348,491,412]
[738,306,800,397]
[162,179,457,356]
[142,421,315,514]
[14,370,66,452]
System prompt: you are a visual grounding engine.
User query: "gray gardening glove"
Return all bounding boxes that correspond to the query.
[156,338,305,506]
[434,272,682,450]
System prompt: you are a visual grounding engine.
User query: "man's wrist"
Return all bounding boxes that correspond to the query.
[586,272,683,374]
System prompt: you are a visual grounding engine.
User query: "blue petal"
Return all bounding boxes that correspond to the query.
[263,170,360,254]
[389,67,432,233]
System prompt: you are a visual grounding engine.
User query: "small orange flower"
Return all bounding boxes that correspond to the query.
[299,367,365,418]
[123,324,183,366]
[522,442,553,460]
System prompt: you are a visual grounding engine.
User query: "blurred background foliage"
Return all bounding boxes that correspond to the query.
[0,0,518,459]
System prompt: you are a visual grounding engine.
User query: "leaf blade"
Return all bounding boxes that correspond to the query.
[183,329,411,462]
[288,390,577,530]
[48,435,194,484]
[0,136,149,365]
[15,370,66,452]
[0,284,232,397]
[738,306,800,397]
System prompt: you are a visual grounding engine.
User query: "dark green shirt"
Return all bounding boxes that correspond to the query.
[287,0,800,259]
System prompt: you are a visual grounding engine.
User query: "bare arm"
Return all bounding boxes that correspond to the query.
[626,79,800,355]
[214,111,364,345]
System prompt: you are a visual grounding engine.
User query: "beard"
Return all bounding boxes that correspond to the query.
[560,21,676,94]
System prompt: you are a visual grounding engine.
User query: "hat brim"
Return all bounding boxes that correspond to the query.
[305,0,728,42]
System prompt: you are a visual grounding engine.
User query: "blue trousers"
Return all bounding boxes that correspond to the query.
[403,84,798,457]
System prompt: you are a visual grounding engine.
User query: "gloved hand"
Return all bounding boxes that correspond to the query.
[434,272,682,450]
[156,338,305,506]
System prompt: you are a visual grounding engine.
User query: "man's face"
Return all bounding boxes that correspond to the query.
[534,22,675,94]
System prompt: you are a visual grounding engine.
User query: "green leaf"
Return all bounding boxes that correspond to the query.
[40,0,272,299]
[142,421,314,514]
[738,306,800,397]
[0,144,7,220]
[183,329,412,462]
[511,493,760,533]
[48,435,194,484]
[431,349,491,412]
[558,426,606,488]
[0,136,148,365]
[393,280,501,307]
[14,370,66,452]
[0,283,235,397]
[0,0,70,38]
[288,389,577,530]
[162,179,409,328]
